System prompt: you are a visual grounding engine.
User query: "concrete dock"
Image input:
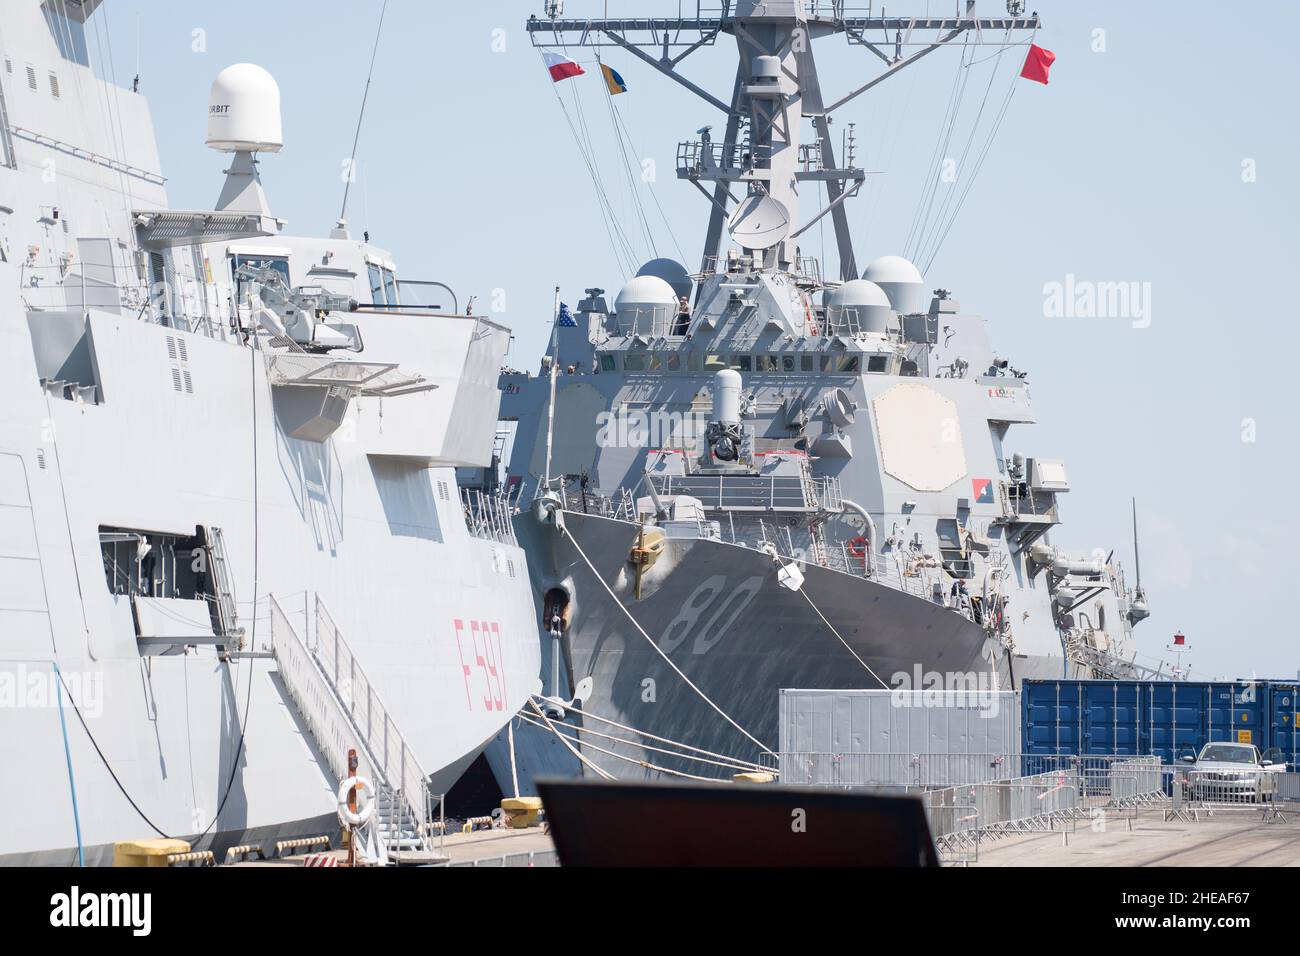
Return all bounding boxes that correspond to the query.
[970,808,1300,867]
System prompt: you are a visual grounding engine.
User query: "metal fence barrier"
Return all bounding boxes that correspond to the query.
[778,751,1163,791]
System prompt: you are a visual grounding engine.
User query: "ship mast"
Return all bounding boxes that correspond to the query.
[528,1,1040,281]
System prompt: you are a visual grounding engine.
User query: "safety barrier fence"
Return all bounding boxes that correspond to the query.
[439,850,560,868]
[776,752,1167,863]
[777,751,1163,790]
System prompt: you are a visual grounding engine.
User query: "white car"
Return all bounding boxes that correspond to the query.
[1181,742,1286,803]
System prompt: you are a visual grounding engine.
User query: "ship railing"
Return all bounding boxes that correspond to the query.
[675,139,771,176]
[647,473,840,514]
[461,487,519,546]
[612,305,687,340]
[269,595,378,788]
[694,253,824,287]
[19,259,238,339]
[557,485,636,521]
[311,596,434,850]
[999,480,1059,522]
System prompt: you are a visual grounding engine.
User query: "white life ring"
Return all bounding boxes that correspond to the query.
[336,776,376,828]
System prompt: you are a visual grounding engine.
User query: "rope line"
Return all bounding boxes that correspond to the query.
[559,524,774,755]
[527,696,772,775]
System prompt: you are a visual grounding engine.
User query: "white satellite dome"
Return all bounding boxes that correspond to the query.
[826,278,892,334]
[206,63,283,153]
[863,255,925,316]
[636,258,693,301]
[615,274,676,312]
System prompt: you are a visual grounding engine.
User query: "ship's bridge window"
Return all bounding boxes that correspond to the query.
[820,355,860,373]
[801,355,814,372]
[623,354,647,372]
[687,353,702,372]
[368,263,400,305]
[732,355,753,372]
[867,355,888,373]
[230,254,290,299]
[648,354,663,372]
[757,355,780,372]
[705,354,727,371]
[781,355,797,373]
[600,354,617,372]
[666,354,681,372]
[42,2,90,67]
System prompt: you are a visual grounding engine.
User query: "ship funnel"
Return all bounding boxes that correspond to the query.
[711,368,742,425]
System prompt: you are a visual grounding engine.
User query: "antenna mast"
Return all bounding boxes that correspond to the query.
[1132,497,1142,592]
[339,0,389,228]
[528,1,1039,281]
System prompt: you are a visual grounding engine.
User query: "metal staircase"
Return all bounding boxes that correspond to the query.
[268,595,437,857]
[205,527,244,652]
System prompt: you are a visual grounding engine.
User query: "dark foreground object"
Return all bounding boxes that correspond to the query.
[536,777,939,867]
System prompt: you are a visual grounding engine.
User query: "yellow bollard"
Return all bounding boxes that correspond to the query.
[114,838,192,867]
[500,796,543,828]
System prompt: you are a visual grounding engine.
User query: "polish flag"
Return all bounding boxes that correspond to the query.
[1019,43,1056,84]
[543,52,585,83]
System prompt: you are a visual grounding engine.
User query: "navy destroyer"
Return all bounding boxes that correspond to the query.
[1,0,538,863]
[481,1,1158,787]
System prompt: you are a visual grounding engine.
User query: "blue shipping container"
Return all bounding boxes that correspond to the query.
[1022,679,1287,767]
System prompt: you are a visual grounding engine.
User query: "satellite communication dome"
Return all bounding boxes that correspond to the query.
[636,258,693,301]
[863,255,925,316]
[206,63,283,153]
[615,274,677,320]
[826,278,892,334]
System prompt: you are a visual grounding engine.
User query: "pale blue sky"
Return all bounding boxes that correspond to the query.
[113,1,1298,679]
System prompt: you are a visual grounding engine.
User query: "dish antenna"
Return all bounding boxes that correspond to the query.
[727,193,791,250]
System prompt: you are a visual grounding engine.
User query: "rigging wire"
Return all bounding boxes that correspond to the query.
[913,27,1014,269]
[919,32,1028,273]
[532,695,774,774]
[597,53,657,260]
[568,77,639,273]
[903,35,974,260]
[608,96,688,264]
[514,710,717,781]
[559,524,774,755]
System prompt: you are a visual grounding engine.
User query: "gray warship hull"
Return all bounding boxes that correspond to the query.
[489,509,1082,792]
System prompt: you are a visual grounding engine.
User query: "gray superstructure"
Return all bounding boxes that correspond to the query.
[1,0,539,864]
[482,1,1157,788]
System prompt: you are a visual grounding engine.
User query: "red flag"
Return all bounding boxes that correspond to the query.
[543,52,585,83]
[1173,633,1186,646]
[1019,43,1056,84]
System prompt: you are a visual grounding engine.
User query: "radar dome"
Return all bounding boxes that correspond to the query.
[863,255,925,316]
[615,274,676,314]
[636,258,693,301]
[826,279,892,334]
[206,63,283,153]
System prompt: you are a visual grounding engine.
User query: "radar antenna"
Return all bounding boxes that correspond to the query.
[528,1,1040,279]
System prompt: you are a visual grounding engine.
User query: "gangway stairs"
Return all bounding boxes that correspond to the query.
[268,595,438,858]
[205,527,244,655]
